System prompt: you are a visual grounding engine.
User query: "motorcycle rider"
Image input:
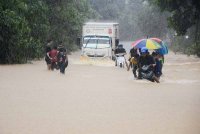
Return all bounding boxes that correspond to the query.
[114,44,126,54]
[114,44,128,67]
[138,47,160,83]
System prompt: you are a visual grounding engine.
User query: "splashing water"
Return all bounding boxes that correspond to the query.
[73,56,115,67]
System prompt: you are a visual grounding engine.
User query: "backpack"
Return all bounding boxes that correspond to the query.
[58,51,66,63]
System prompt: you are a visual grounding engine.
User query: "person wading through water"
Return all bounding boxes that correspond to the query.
[127,46,139,78]
[57,44,68,74]
[45,39,53,70]
[47,46,58,70]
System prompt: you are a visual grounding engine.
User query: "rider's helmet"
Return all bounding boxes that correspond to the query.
[141,47,148,54]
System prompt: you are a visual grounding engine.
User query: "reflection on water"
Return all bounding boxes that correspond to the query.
[73,55,114,67]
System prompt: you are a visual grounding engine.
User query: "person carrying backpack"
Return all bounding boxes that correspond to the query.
[57,45,68,74]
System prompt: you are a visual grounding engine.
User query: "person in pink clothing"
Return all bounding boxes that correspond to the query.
[47,46,58,70]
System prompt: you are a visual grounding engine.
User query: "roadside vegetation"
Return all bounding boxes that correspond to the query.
[0,0,200,64]
[0,0,91,64]
[89,0,200,56]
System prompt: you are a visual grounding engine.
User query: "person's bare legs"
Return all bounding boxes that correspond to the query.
[127,62,131,71]
[47,64,51,70]
[132,65,138,78]
[125,60,129,69]
[153,75,160,83]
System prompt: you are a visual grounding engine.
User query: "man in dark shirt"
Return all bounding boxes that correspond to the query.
[138,53,155,67]
[130,47,138,58]
[127,47,139,78]
[114,44,127,67]
[114,44,126,55]
[152,52,162,78]
[57,45,68,74]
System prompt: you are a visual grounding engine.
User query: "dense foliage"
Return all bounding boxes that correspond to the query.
[89,0,200,56]
[149,0,200,56]
[0,0,90,64]
[1,0,200,64]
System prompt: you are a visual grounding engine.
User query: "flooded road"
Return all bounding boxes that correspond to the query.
[0,44,200,134]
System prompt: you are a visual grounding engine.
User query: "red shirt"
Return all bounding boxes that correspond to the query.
[49,49,58,62]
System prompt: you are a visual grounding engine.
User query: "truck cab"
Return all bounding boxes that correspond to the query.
[82,35,112,57]
[80,22,119,59]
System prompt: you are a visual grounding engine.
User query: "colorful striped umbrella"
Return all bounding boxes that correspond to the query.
[131,39,161,49]
[150,38,168,55]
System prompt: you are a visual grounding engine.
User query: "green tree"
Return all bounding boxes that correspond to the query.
[25,0,50,59]
[0,0,91,64]
[45,0,91,51]
[150,0,200,35]
[0,0,30,63]
[149,0,200,56]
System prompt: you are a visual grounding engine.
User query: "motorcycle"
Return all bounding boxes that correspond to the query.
[140,65,159,83]
[141,65,153,78]
[115,53,127,68]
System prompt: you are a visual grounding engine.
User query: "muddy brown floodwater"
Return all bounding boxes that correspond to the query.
[0,50,200,134]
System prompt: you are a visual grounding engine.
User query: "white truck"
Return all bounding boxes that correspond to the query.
[79,22,119,59]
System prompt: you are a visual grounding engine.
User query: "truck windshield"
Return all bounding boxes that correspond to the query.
[97,38,110,48]
[83,37,110,48]
[84,39,97,48]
